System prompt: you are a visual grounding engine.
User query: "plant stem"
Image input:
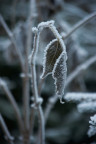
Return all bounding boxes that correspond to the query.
[0,114,14,144]
[62,12,96,40]
[0,79,24,134]
[23,0,37,135]
[31,32,45,144]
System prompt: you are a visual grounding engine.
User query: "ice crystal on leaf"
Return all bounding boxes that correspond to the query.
[41,39,62,78]
[52,52,67,102]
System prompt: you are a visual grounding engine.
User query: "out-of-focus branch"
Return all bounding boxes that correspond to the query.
[62,12,96,40]
[0,79,24,134]
[66,55,96,87]
[0,114,14,144]
[0,14,24,71]
[30,106,35,135]
[11,0,18,28]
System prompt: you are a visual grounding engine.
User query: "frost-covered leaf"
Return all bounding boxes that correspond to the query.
[41,39,62,78]
[52,52,67,101]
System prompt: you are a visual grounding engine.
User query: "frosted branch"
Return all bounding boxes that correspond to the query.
[62,12,96,40]
[0,114,14,144]
[65,93,96,102]
[49,24,66,54]
[66,55,96,87]
[30,31,45,144]
[23,0,37,134]
[38,20,54,31]
[0,79,24,134]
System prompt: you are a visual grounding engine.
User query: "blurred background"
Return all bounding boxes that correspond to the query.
[0,0,96,144]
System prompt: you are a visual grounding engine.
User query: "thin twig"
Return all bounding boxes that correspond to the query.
[62,12,96,40]
[0,14,24,71]
[31,31,45,144]
[0,79,24,134]
[0,114,14,144]
[66,55,96,87]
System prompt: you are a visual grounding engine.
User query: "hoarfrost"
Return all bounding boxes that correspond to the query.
[41,39,62,78]
[52,52,67,102]
[65,93,96,102]
[88,114,96,137]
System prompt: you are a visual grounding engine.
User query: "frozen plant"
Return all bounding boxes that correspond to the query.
[0,0,96,143]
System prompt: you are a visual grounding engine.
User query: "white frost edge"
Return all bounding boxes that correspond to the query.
[38,20,54,29]
[40,39,57,79]
[88,114,96,137]
[52,51,67,103]
[49,24,66,53]
[65,93,96,102]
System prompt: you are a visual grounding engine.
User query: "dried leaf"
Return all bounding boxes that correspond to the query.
[41,39,63,78]
[52,52,67,102]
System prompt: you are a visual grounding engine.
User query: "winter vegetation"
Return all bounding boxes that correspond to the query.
[0,0,96,144]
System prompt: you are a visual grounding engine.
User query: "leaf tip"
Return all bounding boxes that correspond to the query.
[59,96,65,104]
